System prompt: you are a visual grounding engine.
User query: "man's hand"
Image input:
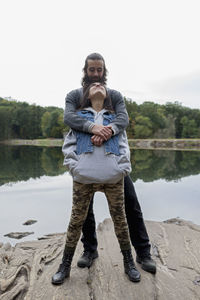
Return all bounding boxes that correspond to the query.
[91,135,104,146]
[91,125,113,146]
[91,124,112,140]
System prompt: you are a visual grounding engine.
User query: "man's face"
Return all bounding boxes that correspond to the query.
[86,59,104,83]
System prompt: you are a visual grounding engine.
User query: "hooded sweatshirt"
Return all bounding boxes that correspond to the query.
[62,107,131,184]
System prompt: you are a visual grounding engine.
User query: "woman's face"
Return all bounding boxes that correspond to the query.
[88,82,106,99]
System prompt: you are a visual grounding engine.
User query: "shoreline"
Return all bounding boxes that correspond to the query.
[0,138,63,147]
[1,218,200,299]
[1,217,199,246]
[1,138,200,150]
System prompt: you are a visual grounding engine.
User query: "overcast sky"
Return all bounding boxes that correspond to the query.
[1,0,200,109]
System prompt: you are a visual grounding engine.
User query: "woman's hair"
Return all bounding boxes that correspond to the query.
[81,53,108,87]
[80,83,113,112]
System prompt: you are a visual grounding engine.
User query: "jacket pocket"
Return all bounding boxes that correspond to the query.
[71,154,85,176]
[73,153,124,184]
[114,154,131,176]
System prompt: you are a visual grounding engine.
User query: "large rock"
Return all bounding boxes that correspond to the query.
[0,218,200,300]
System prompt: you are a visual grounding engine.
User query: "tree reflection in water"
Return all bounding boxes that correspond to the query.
[0,145,200,186]
[0,145,65,186]
[130,149,200,182]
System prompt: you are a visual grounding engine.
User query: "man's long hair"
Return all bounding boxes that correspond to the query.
[80,83,113,112]
[81,53,108,88]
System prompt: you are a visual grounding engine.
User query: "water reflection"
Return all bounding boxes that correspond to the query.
[130,149,200,182]
[0,145,65,186]
[0,145,200,244]
[1,172,200,245]
[0,145,200,185]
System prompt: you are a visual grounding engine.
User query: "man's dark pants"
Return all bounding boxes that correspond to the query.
[81,175,151,257]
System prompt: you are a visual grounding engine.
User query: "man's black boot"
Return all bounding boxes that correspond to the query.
[77,250,98,268]
[122,249,141,282]
[136,254,156,274]
[52,250,74,285]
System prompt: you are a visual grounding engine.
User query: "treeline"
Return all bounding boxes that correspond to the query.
[125,100,200,139]
[1,97,200,140]
[0,97,68,140]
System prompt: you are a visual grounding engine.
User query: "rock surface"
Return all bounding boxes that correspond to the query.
[23,220,37,226]
[0,218,200,300]
[3,232,34,240]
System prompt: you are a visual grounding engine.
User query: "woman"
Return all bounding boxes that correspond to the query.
[52,83,141,284]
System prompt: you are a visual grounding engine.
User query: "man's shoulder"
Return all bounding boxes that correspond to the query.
[107,87,123,101]
[66,87,83,98]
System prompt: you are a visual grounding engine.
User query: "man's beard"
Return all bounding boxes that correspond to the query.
[86,75,103,84]
[82,73,105,89]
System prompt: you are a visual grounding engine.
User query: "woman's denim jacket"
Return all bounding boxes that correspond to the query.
[76,110,120,155]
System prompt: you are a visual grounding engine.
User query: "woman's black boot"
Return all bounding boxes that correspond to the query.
[122,249,141,282]
[52,249,74,285]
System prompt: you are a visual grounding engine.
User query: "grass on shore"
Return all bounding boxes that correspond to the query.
[1,138,200,151]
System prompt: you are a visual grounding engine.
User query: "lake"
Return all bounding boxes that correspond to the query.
[0,145,200,245]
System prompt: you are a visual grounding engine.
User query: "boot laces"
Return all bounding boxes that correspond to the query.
[82,250,91,258]
[58,253,73,272]
[123,251,135,269]
[125,257,135,268]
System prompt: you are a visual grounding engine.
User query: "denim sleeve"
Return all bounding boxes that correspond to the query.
[109,90,129,135]
[63,89,94,133]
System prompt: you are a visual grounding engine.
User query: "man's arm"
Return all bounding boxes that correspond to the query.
[64,88,112,140]
[64,89,94,133]
[91,90,129,145]
[64,88,129,140]
[108,89,129,135]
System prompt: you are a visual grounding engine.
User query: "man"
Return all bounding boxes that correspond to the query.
[63,53,156,274]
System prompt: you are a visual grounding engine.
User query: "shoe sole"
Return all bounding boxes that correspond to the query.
[51,274,70,285]
[125,271,141,282]
[141,265,156,274]
[52,279,65,285]
[77,252,98,268]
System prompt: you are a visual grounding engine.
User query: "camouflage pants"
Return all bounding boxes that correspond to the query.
[65,179,131,252]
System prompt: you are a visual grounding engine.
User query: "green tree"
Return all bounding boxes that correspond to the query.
[134,116,153,138]
[41,110,66,138]
[49,110,64,138]
[181,116,198,138]
[41,111,51,137]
